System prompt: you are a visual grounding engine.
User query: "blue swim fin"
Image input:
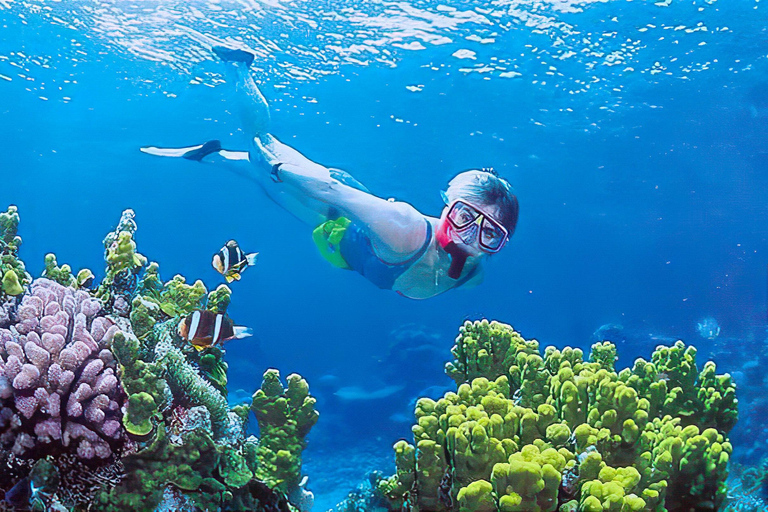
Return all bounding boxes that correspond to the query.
[213,45,255,67]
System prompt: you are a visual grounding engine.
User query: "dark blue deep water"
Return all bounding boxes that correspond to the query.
[1,0,767,509]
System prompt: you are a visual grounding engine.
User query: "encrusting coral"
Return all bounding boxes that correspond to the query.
[0,206,318,512]
[379,319,738,512]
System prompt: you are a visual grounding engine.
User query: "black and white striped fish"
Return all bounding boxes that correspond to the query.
[179,309,252,351]
[212,240,258,283]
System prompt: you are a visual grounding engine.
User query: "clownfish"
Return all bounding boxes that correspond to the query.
[179,309,252,351]
[212,240,258,283]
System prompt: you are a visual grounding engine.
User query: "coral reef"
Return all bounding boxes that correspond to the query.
[0,278,123,460]
[379,320,738,512]
[0,206,318,512]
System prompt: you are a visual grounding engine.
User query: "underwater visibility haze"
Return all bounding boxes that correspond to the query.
[1,0,767,510]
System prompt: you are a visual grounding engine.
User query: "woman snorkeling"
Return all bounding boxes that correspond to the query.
[142,46,519,300]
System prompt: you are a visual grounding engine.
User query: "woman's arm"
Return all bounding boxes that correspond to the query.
[254,135,427,263]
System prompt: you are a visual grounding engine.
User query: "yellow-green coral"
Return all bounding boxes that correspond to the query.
[1,269,22,295]
[106,230,146,273]
[382,320,737,512]
[42,253,76,287]
[0,205,31,298]
[251,369,319,492]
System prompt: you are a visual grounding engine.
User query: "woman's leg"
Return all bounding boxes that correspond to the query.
[216,47,370,226]
[221,61,271,139]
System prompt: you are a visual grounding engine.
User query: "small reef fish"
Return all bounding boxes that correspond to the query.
[696,316,721,340]
[212,240,258,283]
[178,309,252,351]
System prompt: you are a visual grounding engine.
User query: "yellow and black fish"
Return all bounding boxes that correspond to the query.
[178,309,252,351]
[212,240,258,283]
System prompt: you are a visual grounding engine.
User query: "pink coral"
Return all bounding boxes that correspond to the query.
[0,278,125,460]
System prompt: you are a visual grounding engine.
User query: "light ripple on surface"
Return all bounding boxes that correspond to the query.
[0,0,764,121]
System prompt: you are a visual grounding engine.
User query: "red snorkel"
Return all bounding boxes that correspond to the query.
[437,218,472,279]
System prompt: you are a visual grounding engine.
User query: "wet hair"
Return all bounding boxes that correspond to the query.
[444,169,519,235]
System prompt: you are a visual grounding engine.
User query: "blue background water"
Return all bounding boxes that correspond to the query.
[1,0,767,508]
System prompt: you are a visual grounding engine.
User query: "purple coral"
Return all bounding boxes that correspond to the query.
[0,278,124,460]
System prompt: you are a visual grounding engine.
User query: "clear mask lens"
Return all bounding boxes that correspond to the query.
[447,201,508,252]
[448,202,481,228]
[480,219,506,250]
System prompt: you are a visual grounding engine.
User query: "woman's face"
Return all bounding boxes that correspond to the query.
[439,200,506,256]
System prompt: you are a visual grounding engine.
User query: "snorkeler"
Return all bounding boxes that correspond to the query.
[141,46,519,300]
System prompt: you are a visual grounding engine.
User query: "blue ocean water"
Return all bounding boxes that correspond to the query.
[1,0,767,509]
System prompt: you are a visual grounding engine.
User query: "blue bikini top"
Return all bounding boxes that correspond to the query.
[339,220,433,290]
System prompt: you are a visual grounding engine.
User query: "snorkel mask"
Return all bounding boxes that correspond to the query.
[437,198,509,278]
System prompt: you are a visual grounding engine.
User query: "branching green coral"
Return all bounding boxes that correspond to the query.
[96,209,147,304]
[42,253,76,287]
[618,340,737,433]
[382,320,737,512]
[157,274,207,317]
[0,205,31,298]
[0,206,20,247]
[251,370,319,492]
[445,319,534,385]
[207,284,232,314]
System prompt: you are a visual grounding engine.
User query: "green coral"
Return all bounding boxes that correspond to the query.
[112,331,168,438]
[94,422,225,511]
[123,392,157,436]
[445,319,534,385]
[96,209,147,303]
[207,284,232,314]
[0,205,20,247]
[0,205,30,298]
[159,341,231,438]
[42,253,76,287]
[251,369,319,492]
[2,269,23,295]
[382,320,737,512]
[618,341,737,433]
[491,444,565,512]
[199,347,229,395]
[106,230,146,274]
[157,274,207,317]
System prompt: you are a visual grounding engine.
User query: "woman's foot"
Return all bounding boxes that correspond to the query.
[212,45,255,67]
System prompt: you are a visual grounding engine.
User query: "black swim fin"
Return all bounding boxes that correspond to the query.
[182,139,222,161]
[140,140,250,162]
